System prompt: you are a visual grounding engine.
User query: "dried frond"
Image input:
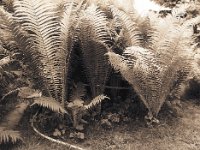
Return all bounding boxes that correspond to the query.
[31,121,85,150]
[0,127,22,144]
[31,97,67,114]
[84,95,109,110]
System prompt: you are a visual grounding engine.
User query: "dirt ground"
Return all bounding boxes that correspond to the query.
[14,100,200,150]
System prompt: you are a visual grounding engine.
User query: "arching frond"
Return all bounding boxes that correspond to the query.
[31,97,67,114]
[150,14,195,64]
[136,16,154,48]
[84,95,109,110]
[109,5,141,47]
[0,6,51,97]
[0,127,22,144]
[107,44,193,116]
[13,0,64,101]
[105,51,130,73]
[0,102,29,129]
[157,59,191,113]
[0,6,17,49]
[79,4,112,97]
[59,0,82,105]
[106,47,161,113]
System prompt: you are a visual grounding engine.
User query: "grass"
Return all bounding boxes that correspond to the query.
[11,100,200,150]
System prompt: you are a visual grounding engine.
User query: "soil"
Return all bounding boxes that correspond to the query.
[11,99,200,150]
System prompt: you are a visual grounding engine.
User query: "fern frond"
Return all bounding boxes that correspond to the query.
[79,4,111,97]
[84,95,109,110]
[107,45,193,116]
[107,47,161,111]
[70,82,86,101]
[157,59,191,114]
[13,0,64,101]
[0,102,29,129]
[107,4,195,118]
[59,0,75,105]
[31,97,67,114]
[136,16,154,48]
[105,51,130,73]
[0,6,17,49]
[59,0,84,105]
[0,127,22,144]
[123,46,163,72]
[0,5,41,70]
[150,14,194,64]
[83,4,112,45]
[109,5,141,47]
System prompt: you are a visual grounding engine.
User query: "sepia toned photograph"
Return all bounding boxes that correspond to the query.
[0,0,200,149]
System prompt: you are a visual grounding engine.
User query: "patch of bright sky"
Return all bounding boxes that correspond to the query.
[131,0,170,16]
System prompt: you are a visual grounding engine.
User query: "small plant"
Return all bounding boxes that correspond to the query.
[68,82,109,131]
